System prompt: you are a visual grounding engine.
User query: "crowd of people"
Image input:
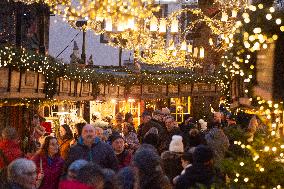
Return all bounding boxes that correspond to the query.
[0,108,261,189]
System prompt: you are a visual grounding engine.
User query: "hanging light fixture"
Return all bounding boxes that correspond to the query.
[150,16,158,32]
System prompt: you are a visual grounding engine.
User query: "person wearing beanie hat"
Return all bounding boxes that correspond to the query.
[175,145,216,189]
[110,133,132,170]
[199,119,208,132]
[161,107,171,116]
[169,135,184,153]
[133,147,171,189]
[193,145,214,164]
[161,135,184,184]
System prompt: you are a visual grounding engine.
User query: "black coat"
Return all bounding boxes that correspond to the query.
[159,127,182,152]
[175,164,215,189]
[65,137,118,171]
[161,151,183,183]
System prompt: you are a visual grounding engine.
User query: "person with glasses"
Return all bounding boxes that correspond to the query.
[6,158,37,189]
[32,136,64,189]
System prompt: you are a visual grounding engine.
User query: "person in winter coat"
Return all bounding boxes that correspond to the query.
[65,124,118,171]
[185,129,206,152]
[124,113,136,133]
[161,135,184,183]
[66,159,88,180]
[32,136,64,189]
[173,151,194,185]
[175,145,216,189]
[122,123,139,153]
[116,166,139,189]
[58,124,73,160]
[60,162,104,189]
[205,123,229,165]
[6,158,37,189]
[0,127,23,169]
[133,145,172,189]
[137,111,152,141]
[110,134,132,169]
[159,116,182,152]
[142,127,160,150]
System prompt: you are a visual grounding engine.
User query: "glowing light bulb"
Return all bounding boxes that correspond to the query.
[187,44,193,53]
[150,16,158,32]
[159,18,167,33]
[193,47,198,58]
[276,19,282,25]
[170,18,179,33]
[221,12,228,22]
[105,17,113,31]
[232,9,238,17]
[199,47,205,58]
[180,41,187,51]
[264,146,270,151]
[253,28,262,34]
[266,14,272,20]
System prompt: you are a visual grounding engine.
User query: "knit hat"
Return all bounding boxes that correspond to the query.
[199,119,207,130]
[169,135,184,153]
[133,147,161,174]
[161,107,171,115]
[193,145,213,163]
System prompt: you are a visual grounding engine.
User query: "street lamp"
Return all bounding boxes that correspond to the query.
[75,20,87,64]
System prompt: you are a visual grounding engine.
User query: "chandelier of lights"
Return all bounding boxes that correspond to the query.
[213,0,250,10]
[49,0,160,34]
[104,8,229,68]
[11,0,65,6]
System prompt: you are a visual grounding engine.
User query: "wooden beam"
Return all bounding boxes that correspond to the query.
[7,68,12,92]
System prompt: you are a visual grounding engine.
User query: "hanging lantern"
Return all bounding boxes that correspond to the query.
[221,12,228,22]
[180,40,187,51]
[117,19,126,32]
[193,47,198,57]
[159,18,167,34]
[105,17,113,31]
[150,16,158,32]
[200,47,205,58]
[170,17,179,33]
[127,17,135,30]
[187,44,193,53]
[209,38,214,46]
[232,9,238,18]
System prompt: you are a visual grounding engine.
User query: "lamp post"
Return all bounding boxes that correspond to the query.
[76,20,87,64]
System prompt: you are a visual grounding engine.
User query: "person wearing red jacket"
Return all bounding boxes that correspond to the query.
[32,136,64,189]
[110,133,132,170]
[0,127,23,169]
[59,180,95,189]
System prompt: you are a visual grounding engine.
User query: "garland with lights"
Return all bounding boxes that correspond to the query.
[0,45,223,100]
[218,3,284,188]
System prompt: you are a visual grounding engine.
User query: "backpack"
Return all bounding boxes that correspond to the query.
[0,149,9,187]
